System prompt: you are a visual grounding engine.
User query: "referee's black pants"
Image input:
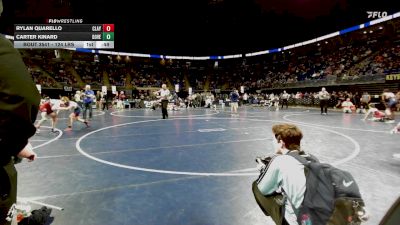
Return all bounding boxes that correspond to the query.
[161,100,168,119]
[320,99,328,114]
[281,99,288,109]
[83,102,93,119]
[102,101,109,110]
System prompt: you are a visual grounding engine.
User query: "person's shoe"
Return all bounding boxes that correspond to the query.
[50,128,58,133]
[390,128,399,134]
[84,121,89,127]
[385,120,395,124]
[64,127,72,131]
[36,129,40,134]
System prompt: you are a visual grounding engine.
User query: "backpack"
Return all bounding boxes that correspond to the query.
[288,152,368,225]
[253,155,286,225]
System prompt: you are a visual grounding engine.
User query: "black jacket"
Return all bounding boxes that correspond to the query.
[0,35,40,165]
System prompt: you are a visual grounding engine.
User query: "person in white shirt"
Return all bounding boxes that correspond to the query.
[74,90,82,107]
[59,96,89,131]
[209,92,217,110]
[205,93,212,108]
[257,124,311,225]
[281,90,290,109]
[318,87,330,115]
[341,98,354,113]
[272,94,280,111]
[156,84,170,119]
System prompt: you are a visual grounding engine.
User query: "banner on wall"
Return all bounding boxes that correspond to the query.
[189,87,192,95]
[64,86,72,92]
[386,74,400,81]
[175,84,179,93]
[102,86,107,94]
[240,86,244,94]
[112,86,117,94]
[36,84,41,94]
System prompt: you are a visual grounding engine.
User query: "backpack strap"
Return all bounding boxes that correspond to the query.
[256,155,279,183]
[287,151,310,166]
[287,151,318,177]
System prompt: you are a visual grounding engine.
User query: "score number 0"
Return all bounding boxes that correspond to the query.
[103,24,114,32]
[101,24,114,47]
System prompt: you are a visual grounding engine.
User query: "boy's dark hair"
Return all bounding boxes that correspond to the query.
[272,123,303,151]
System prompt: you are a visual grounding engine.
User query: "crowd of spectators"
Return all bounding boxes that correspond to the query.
[20,22,400,92]
[23,58,58,88]
[74,62,102,86]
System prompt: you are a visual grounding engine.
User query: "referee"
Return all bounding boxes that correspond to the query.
[318,87,330,115]
[281,90,289,109]
[158,84,170,119]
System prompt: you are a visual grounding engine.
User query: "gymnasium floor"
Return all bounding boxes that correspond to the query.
[19,106,400,225]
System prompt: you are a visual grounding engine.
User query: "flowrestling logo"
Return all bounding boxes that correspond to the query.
[367,11,388,19]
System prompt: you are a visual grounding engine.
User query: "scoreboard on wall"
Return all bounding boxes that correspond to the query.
[13,21,114,49]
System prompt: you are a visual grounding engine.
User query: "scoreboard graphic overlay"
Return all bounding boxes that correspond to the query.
[14,24,114,49]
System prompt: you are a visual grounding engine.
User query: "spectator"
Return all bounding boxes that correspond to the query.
[342,98,355,113]
[229,89,240,115]
[0,29,40,225]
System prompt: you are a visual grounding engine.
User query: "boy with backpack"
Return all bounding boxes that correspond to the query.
[255,124,310,225]
[253,123,368,225]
